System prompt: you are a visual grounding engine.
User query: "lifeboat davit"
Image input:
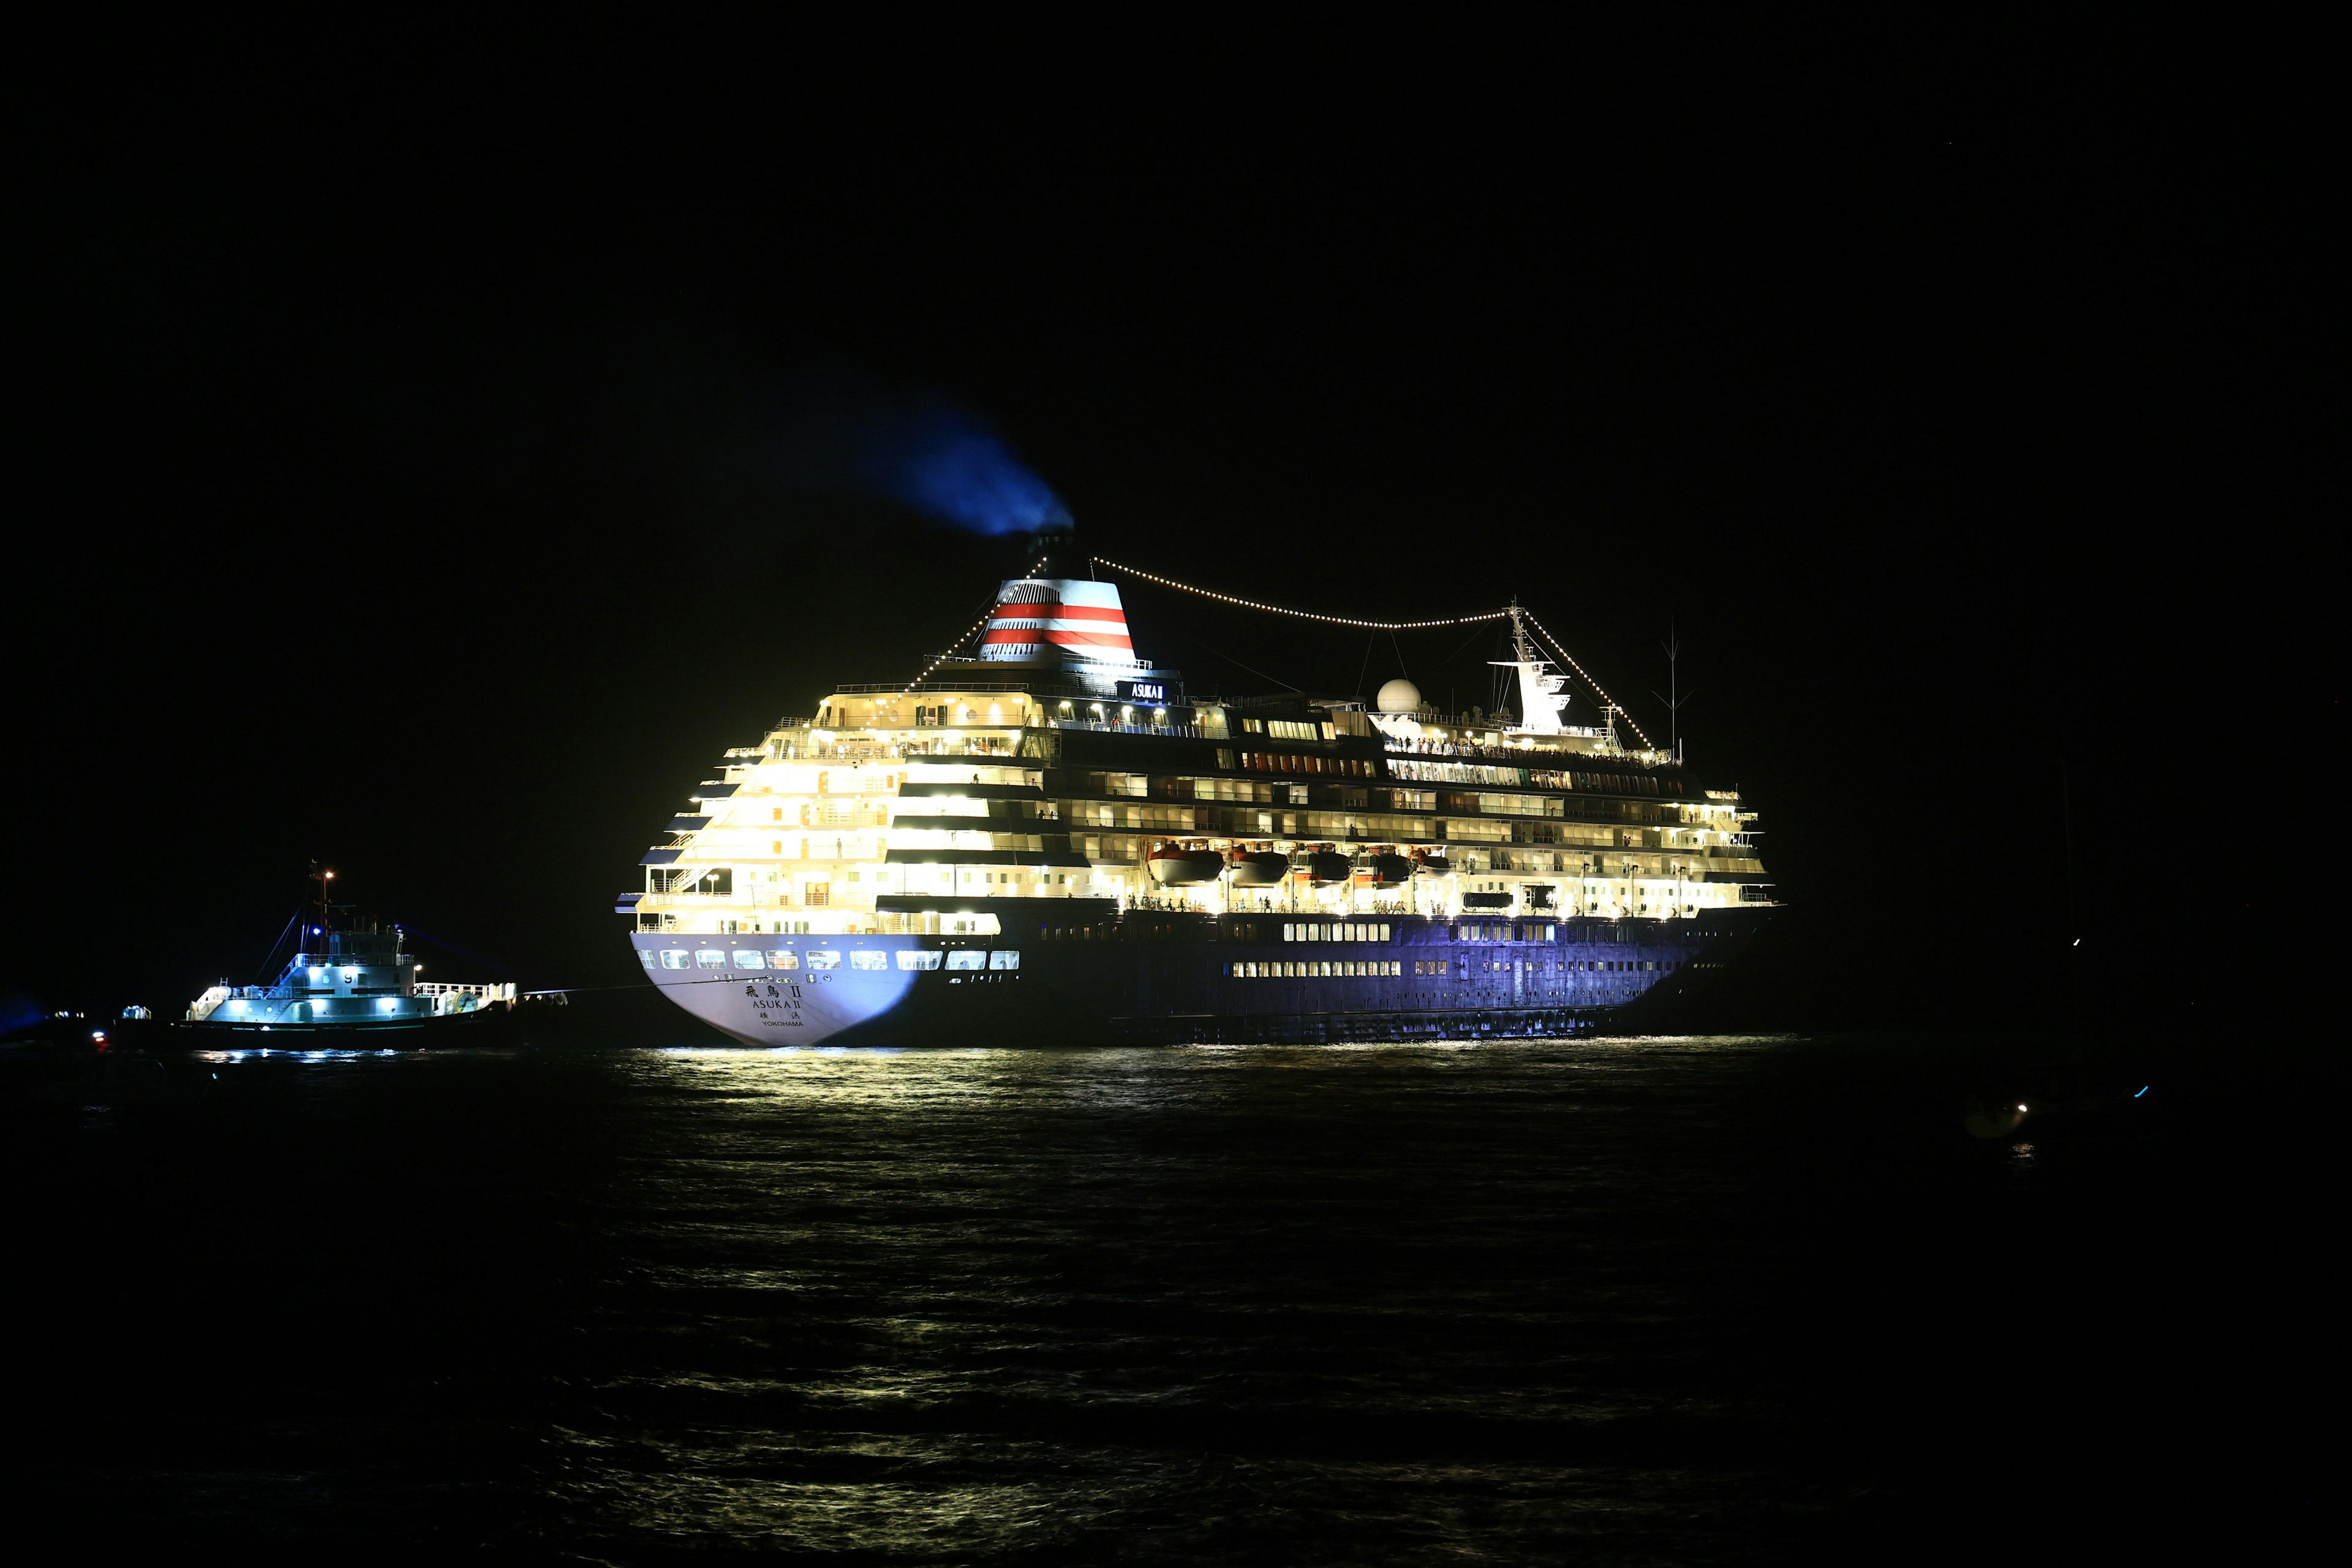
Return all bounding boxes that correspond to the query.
[1306,851,1352,884]
[1227,851,1289,886]
[1365,853,1414,886]
[1147,846,1224,886]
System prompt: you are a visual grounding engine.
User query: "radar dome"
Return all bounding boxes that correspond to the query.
[1376,679,1422,714]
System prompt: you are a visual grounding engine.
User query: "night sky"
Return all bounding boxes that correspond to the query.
[9,41,2322,1028]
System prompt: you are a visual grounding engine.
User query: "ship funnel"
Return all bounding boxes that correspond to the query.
[978,576,1153,688]
[924,545,1177,696]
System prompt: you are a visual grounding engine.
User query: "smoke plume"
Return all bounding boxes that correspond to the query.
[773,376,1071,536]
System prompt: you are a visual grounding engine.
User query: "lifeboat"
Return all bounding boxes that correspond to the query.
[1414,853,1452,876]
[1227,851,1289,886]
[1365,853,1414,887]
[1147,846,1225,886]
[1306,851,1352,884]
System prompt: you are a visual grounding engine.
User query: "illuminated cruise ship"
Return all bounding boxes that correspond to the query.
[622,549,1772,1045]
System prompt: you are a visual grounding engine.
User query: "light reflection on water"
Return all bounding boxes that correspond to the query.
[13,1031,2233,1562]
[506,1037,1788,1560]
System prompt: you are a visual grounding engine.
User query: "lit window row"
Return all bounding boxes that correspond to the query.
[647,948,1017,973]
[1284,922,1392,942]
[1453,923,1559,943]
[1227,960,1402,978]
[1234,752,1375,777]
[895,949,1021,970]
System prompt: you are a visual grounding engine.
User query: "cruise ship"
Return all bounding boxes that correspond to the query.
[622,547,1772,1046]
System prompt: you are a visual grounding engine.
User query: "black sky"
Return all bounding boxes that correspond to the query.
[8,31,2328,1027]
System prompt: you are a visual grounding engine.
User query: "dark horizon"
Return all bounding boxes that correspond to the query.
[9,50,2321,1037]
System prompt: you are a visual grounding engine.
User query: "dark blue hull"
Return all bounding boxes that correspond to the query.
[822,908,1769,1047]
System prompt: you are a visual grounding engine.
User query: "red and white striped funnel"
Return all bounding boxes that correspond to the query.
[979,578,1138,666]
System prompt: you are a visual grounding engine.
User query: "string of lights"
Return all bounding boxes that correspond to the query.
[897,557,1656,749]
[1091,557,1509,631]
[903,608,998,692]
[900,557,1060,690]
[1520,608,1654,748]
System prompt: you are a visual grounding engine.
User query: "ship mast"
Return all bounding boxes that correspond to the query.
[308,862,336,953]
[1495,601,1569,736]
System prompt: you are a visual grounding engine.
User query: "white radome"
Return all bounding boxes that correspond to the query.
[1376,678,1422,714]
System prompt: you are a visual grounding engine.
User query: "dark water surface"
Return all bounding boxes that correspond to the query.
[1,1033,2325,1561]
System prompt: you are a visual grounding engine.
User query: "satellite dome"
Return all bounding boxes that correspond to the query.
[1376,678,1422,714]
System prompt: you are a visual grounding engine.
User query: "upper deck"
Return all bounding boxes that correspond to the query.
[624,565,1768,939]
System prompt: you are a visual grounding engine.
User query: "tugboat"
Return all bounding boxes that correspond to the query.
[180,865,515,1038]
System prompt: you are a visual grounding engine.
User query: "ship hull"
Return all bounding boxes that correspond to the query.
[629,909,1766,1047]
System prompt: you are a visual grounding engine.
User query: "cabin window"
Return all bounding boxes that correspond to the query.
[638,950,656,968]
[731,951,766,969]
[945,950,986,971]
[660,950,690,969]
[989,949,1020,970]
[899,950,943,970]
[851,951,888,971]
[695,950,726,968]
[768,951,801,970]
[805,949,842,970]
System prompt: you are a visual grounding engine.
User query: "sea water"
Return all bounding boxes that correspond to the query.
[0,1031,2324,1561]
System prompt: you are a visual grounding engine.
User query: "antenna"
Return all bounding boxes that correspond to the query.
[1652,620,1695,761]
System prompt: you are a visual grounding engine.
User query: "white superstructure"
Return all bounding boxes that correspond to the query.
[624,565,1770,1046]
